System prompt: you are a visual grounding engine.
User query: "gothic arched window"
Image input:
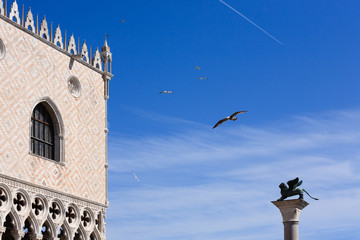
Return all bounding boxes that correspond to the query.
[30,98,64,163]
[31,104,55,160]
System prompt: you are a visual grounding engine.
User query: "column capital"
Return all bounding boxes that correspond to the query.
[272,199,309,222]
[29,233,44,240]
[11,229,25,240]
[272,199,309,240]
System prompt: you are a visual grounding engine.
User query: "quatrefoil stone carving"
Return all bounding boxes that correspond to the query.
[32,198,44,216]
[66,207,76,224]
[49,202,61,220]
[81,211,91,227]
[13,193,26,212]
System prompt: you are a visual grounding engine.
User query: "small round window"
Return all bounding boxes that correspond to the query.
[67,76,82,98]
[0,38,6,60]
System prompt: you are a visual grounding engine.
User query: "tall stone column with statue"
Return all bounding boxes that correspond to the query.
[272,178,319,240]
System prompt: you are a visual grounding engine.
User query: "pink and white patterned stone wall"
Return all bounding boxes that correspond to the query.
[0,16,107,204]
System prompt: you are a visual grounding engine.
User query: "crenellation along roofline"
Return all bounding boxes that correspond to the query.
[0,0,112,76]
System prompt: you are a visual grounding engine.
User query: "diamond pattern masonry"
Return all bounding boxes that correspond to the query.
[0,18,107,204]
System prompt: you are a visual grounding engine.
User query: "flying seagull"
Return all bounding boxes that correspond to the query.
[198,77,208,80]
[132,171,141,183]
[120,19,126,23]
[213,111,247,129]
[160,91,174,94]
[194,66,202,71]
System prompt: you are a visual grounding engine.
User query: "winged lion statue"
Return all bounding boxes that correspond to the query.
[277,177,319,201]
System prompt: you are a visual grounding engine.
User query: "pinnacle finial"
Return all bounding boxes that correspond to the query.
[101,34,110,52]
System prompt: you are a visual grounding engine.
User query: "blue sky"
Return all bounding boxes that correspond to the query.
[17,0,360,239]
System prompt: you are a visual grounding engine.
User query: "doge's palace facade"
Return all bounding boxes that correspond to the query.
[0,1,113,239]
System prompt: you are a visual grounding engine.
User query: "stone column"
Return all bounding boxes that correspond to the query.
[0,226,5,238]
[11,229,25,240]
[272,199,309,240]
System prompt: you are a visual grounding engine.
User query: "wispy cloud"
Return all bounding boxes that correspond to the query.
[107,109,360,240]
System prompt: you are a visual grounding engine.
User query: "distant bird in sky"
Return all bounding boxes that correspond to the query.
[160,91,174,94]
[132,171,141,183]
[213,111,247,129]
[194,66,202,71]
[198,77,208,80]
[218,0,283,45]
[120,19,126,23]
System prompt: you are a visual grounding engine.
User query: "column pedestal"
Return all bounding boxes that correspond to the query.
[272,199,309,240]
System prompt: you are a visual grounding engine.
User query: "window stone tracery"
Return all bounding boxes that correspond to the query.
[67,76,82,98]
[1,1,112,239]
[30,97,65,164]
[0,175,106,239]
[13,193,26,212]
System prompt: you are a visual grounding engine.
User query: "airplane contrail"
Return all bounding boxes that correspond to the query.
[218,0,283,45]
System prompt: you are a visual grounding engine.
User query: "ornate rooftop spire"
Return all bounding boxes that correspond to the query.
[1,0,110,72]
[101,37,110,53]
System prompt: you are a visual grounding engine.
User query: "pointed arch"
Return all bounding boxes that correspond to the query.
[74,225,87,240]
[5,209,21,232]
[57,222,71,240]
[41,220,54,239]
[26,213,41,235]
[29,97,65,164]
[22,216,38,239]
[3,212,16,240]
[0,184,12,212]
[90,229,101,240]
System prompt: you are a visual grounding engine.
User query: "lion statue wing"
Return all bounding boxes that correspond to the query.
[287,177,302,190]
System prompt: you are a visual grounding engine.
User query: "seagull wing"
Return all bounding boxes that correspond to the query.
[230,111,247,118]
[132,172,141,183]
[213,118,228,129]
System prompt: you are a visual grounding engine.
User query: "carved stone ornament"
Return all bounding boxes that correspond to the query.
[24,8,36,33]
[0,38,5,60]
[53,25,63,48]
[67,35,77,54]
[81,41,89,63]
[0,174,107,239]
[92,49,102,71]
[9,0,20,24]
[67,76,82,98]
[39,16,50,40]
